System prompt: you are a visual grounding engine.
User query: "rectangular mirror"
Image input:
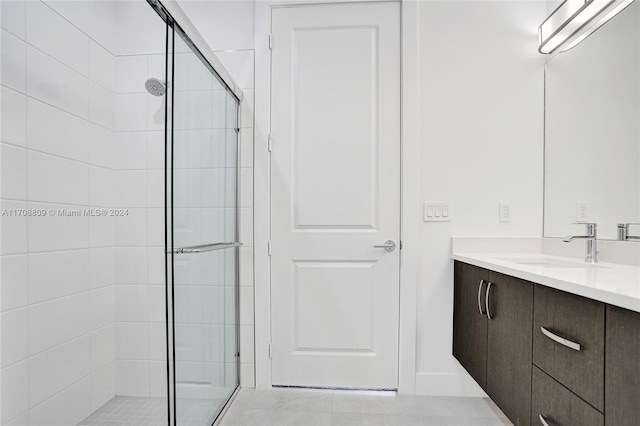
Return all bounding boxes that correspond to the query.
[544,0,640,240]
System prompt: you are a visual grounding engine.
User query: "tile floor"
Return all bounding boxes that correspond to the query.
[79,397,168,426]
[219,388,514,426]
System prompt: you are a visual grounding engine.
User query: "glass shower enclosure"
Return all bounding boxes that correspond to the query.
[151,1,243,424]
[163,17,242,426]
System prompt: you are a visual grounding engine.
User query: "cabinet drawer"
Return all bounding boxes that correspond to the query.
[533,286,605,411]
[532,366,603,426]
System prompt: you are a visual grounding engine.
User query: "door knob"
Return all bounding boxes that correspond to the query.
[373,240,396,252]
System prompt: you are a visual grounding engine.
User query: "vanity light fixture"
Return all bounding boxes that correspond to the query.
[538,0,635,54]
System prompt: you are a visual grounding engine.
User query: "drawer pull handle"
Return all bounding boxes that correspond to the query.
[477,279,486,315]
[539,414,552,426]
[485,282,493,320]
[541,327,582,351]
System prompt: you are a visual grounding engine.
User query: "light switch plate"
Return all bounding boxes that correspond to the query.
[424,202,450,222]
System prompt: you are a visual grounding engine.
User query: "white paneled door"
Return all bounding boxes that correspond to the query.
[270,2,401,389]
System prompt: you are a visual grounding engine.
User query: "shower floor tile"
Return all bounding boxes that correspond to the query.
[78,396,168,426]
[78,396,229,426]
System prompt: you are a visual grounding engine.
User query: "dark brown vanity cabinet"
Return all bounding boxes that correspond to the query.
[454,260,640,426]
[605,305,640,426]
[453,262,533,426]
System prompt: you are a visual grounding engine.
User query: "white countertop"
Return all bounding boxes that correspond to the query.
[452,249,640,313]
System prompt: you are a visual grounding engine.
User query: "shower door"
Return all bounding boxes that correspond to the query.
[166,26,241,426]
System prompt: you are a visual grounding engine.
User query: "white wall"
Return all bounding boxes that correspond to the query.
[414,1,546,395]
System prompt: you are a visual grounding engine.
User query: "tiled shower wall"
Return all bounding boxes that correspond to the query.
[112,52,167,399]
[0,2,119,424]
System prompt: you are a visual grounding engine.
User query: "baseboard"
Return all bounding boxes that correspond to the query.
[414,373,488,397]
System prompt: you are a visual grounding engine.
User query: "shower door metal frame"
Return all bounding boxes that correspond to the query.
[146,1,244,425]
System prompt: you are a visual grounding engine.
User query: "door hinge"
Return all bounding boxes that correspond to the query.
[399,240,403,250]
[268,240,272,256]
[268,135,273,152]
[269,34,273,50]
[268,343,273,359]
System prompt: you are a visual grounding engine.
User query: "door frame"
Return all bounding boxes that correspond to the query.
[253,0,420,394]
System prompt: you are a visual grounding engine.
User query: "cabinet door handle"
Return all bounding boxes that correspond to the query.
[541,327,582,351]
[477,279,486,315]
[538,414,553,426]
[485,282,493,320]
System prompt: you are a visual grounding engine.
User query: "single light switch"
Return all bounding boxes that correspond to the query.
[434,206,442,217]
[442,205,449,217]
[427,206,434,217]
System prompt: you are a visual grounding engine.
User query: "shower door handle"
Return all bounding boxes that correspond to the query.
[169,241,242,254]
[373,240,396,252]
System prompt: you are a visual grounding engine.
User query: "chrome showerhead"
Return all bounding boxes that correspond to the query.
[145,78,166,96]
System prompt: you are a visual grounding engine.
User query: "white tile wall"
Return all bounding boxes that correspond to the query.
[116,285,148,322]
[114,132,147,170]
[116,360,149,397]
[116,322,149,360]
[1,3,119,423]
[1,200,28,255]
[1,308,28,367]
[27,202,89,252]
[0,143,27,199]
[1,30,27,92]
[89,247,115,289]
[1,1,26,40]
[0,87,27,146]
[88,124,114,169]
[28,293,91,355]
[28,376,91,426]
[27,98,90,162]
[0,361,29,424]
[0,255,28,311]
[28,249,90,304]
[90,362,116,411]
[27,151,89,205]
[26,46,89,119]
[89,41,116,92]
[26,1,90,76]
[28,335,91,407]
[91,326,116,370]
[90,286,115,330]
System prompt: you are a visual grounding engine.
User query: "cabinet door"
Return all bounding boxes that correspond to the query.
[532,366,603,426]
[533,285,605,411]
[453,261,488,390]
[486,271,533,426]
[605,305,640,426]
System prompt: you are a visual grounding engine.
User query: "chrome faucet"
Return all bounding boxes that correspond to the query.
[617,223,640,241]
[563,222,598,263]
